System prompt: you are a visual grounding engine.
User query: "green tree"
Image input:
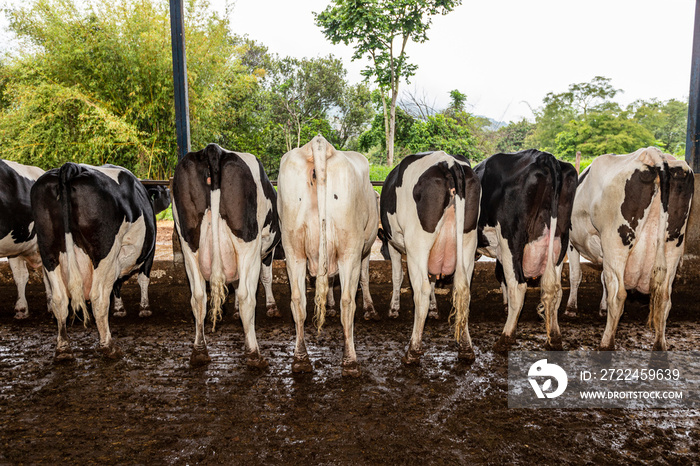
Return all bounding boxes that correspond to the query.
[315,0,462,167]
[266,55,346,153]
[332,83,375,150]
[628,98,687,155]
[494,119,536,153]
[0,0,257,178]
[527,76,621,153]
[555,109,656,158]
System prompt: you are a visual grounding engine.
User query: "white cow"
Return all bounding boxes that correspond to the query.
[566,147,694,350]
[277,135,378,377]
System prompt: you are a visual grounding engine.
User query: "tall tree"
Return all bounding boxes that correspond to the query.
[267,55,346,152]
[527,76,621,153]
[315,0,462,166]
[0,0,256,178]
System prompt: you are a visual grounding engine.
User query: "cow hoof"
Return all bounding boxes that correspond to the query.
[99,344,123,360]
[54,348,74,362]
[292,355,313,373]
[341,361,362,378]
[652,342,667,351]
[326,308,337,318]
[428,310,439,320]
[597,344,615,352]
[246,354,269,369]
[388,309,399,319]
[544,337,564,351]
[139,309,152,318]
[563,307,577,318]
[493,334,515,353]
[458,347,476,363]
[14,309,29,320]
[266,305,281,318]
[113,310,127,318]
[401,348,422,365]
[363,307,380,321]
[190,348,211,366]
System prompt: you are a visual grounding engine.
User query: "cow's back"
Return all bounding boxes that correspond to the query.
[0,160,43,253]
[278,143,376,274]
[474,149,576,279]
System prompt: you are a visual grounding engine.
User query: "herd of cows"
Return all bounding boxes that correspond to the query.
[0,136,694,377]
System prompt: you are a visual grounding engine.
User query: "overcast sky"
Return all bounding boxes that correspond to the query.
[1,0,696,123]
[220,0,696,123]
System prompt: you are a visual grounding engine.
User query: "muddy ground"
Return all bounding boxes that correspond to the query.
[0,222,699,464]
[1,276,699,464]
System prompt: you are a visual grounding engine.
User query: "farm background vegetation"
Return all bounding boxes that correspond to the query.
[0,0,688,181]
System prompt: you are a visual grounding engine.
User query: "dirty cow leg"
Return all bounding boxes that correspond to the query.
[47,270,73,361]
[288,258,312,373]
[428,281,439,320]
[402,250,431,365]
[388,244,403,319]
[325,275,337,318]
[564,246,581,318]
[338,255,362,377]
[599,272,608,318]
[238,252,268,369]
[93,284,122,359]
[361,254,380,321]
[137,273,152,317]
[599,265,626,351]
[261,260,280,318]
[9,257,30,320]
[183,249,210,366]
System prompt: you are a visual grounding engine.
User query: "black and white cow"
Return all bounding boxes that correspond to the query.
[565,147,694,350]
[474,149,578,351]
[277,135,378,377]
[31,163,169,360]
[380,151,481,363]
[0,159,45,319]
[172,143,280,367]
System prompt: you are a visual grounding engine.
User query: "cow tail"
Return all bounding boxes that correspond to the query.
[648,163,670,329]
[58,163,89,326]
[449,164,469,342]
[205,144,228,331]
[537,157,562,331]
[312,136,329,331]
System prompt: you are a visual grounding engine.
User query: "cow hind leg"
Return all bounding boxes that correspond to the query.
[326,275,337,318]
[599,272,608,318]
[137,273,151,317]
[649,264,675,351]
[388,244,403,319]
[403,250,431,365]
[261,260,280,318]
[428,280,438,320]
[93,284,121,360]
[599,265,627,351]
[564,246,581,318]
[47,270,73,361]
[288,258,312,373]
[183,249,210,366]
[338,256,362,377]
[9,257,29,319]
[541,262,564,351]
[361,254,380,321]
[238,253,267,369]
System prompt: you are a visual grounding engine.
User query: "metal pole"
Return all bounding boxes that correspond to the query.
[686,0,700,172]
[169,0,190,161]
